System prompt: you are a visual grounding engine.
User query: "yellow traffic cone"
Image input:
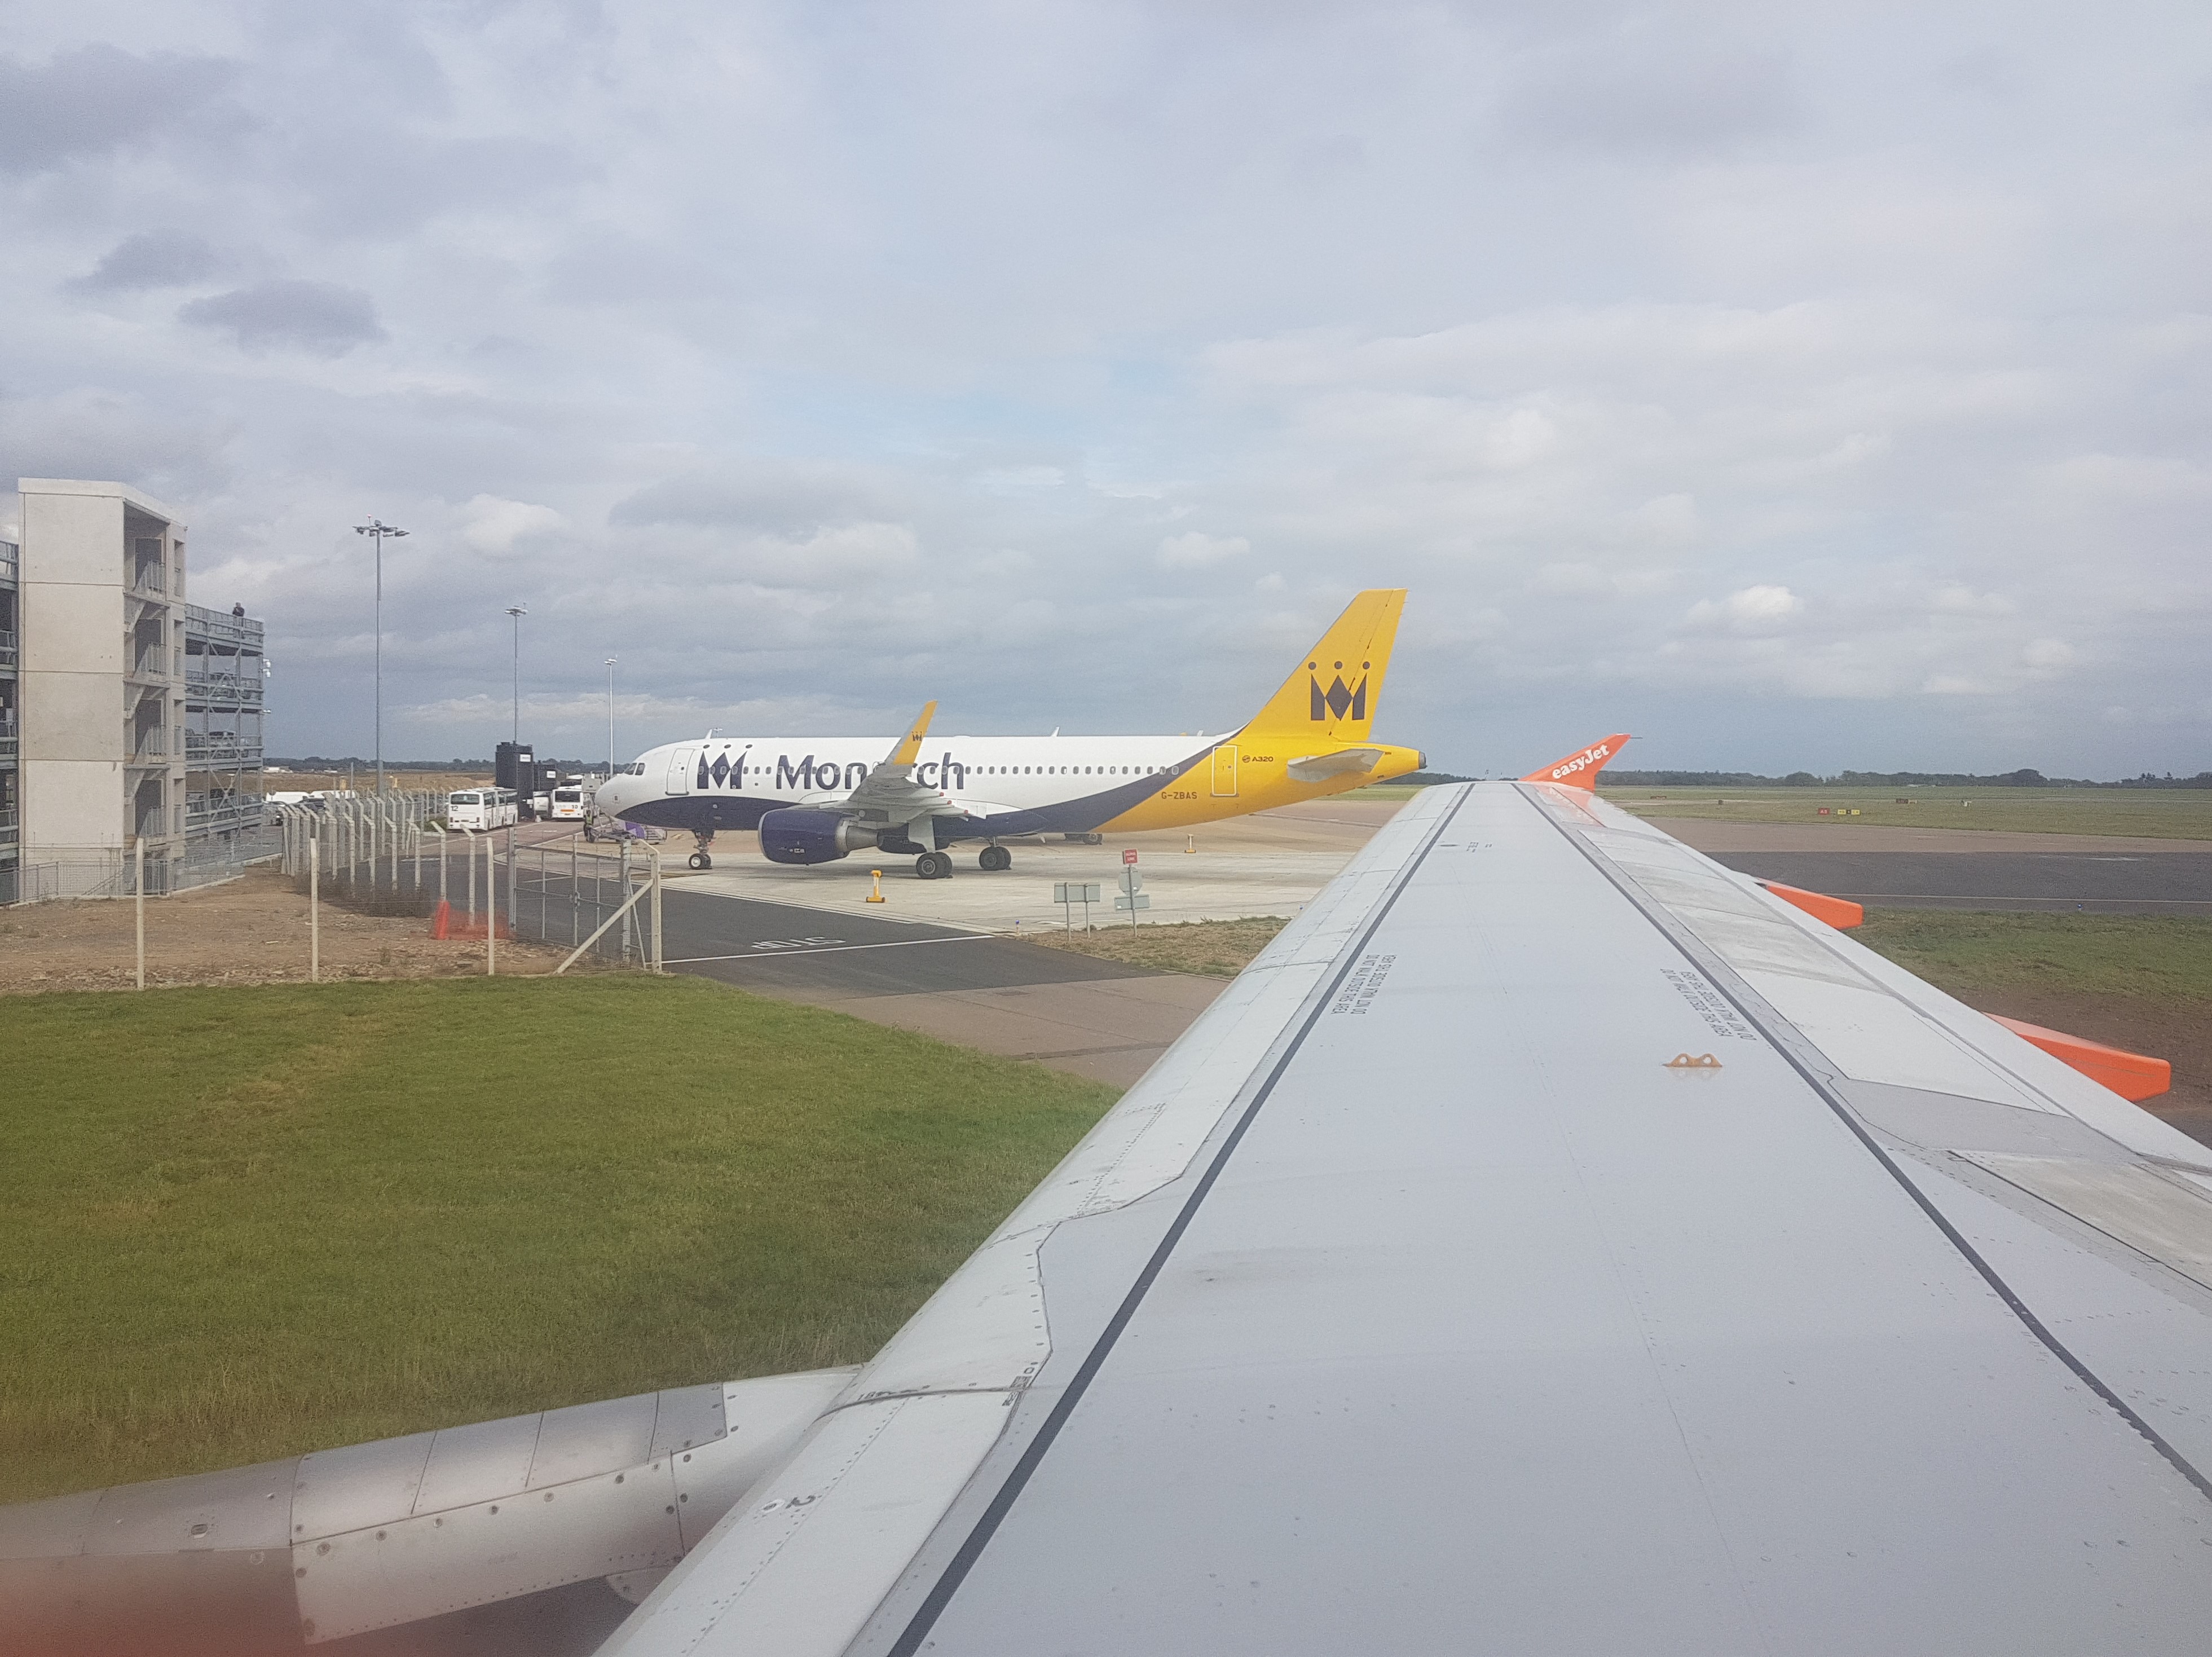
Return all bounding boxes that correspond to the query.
[867,869,885,902]
[1184,834,1196,854]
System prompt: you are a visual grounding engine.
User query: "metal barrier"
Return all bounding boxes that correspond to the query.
[277,801,662,972]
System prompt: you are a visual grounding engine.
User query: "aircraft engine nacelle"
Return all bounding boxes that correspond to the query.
[759,808,882,865]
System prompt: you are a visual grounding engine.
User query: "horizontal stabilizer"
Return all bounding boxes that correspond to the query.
[1286,747,1384,782]
[1991,1015,2171,1102]
[1760,880,1865,929]
[1523,733,1629,790]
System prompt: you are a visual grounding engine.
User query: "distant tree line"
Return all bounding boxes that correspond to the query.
[1603,769,2212,790]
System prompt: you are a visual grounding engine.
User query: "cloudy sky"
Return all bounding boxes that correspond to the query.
[2,1,2207,776]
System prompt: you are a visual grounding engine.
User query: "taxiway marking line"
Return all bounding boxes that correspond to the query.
[664,934,1000,964]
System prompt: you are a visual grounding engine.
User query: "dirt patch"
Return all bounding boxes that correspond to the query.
[0,866,573,994]
[1954,989,2212,1149]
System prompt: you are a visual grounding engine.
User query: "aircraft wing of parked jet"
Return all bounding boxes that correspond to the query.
[7,752,2205,1656]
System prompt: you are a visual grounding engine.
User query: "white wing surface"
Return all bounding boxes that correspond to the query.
[601,782,2212,1656]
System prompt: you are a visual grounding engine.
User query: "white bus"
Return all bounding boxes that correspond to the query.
[549,781,590,821]
[446,787,519,832]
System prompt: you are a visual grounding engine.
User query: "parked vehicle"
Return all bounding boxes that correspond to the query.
[446,787,519,832]
[550,783,589,821]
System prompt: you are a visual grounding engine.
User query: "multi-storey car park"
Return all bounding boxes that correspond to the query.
[5,479,265,902]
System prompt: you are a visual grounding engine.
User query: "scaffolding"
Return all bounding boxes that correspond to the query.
[183,601,266,862]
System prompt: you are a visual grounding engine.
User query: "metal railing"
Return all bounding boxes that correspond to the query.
[184,602,263,647]
[187,794,266,834]
[133,728,167,759]
[0,713,16,759]
[183,731,259,765]
[184,669,264,706]
[0,629,15,669]
[133,566,165,595]
[0,808,17,847]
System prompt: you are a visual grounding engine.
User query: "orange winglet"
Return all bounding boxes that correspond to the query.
[1523,733,1631,790]
[1759,880,1864,929]
[1990,1015,2171,1103]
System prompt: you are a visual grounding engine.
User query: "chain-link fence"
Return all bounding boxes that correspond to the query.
[3,825,282,905]
[278,797,662,973]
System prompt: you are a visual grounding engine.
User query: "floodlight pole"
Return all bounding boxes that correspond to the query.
[354,518,409,795]
[605,656,617,776]
[506,606,528,745]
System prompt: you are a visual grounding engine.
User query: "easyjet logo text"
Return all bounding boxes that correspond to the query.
[1549,743,1612,781]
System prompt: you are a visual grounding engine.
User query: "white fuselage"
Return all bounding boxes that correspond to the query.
[594,731,1221,838]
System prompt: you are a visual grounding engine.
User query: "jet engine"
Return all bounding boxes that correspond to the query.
[758,808,882,865]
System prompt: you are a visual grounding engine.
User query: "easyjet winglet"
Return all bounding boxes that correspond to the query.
[1523,734,1631,790]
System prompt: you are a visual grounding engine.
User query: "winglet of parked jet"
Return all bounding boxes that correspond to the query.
[889,700,938,769]
[1523,733,1631,790]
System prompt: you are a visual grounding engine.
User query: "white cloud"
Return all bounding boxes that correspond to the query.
[1687,584,1804,630]
[458,495,563,556]
[1,3,2207,775]
[1156,531,1250,567]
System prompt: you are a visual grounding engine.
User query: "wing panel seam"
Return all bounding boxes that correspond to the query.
[881,786,1477,1656]
[1524,784,2212,1507]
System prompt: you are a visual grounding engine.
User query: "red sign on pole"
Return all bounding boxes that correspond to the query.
[1122,849,1139,865]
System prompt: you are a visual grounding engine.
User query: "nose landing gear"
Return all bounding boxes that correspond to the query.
[978,845,1012,872]
[688,830,716,871]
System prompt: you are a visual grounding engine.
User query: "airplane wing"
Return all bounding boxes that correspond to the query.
[599,779,2212,1655]
[831,701,951,826]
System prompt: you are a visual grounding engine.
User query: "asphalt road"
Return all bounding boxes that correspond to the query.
[655,887,1157,996]
[1710,849,2212,915]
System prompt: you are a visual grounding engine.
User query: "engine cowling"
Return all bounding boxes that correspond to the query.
[758,808,882,865]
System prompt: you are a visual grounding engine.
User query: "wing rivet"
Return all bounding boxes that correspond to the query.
[1665,1053,1721,1069]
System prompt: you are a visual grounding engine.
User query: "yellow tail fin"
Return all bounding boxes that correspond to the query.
[1243,589,1406,742]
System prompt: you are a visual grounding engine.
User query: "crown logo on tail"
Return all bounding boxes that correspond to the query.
[1309,674,1367,721]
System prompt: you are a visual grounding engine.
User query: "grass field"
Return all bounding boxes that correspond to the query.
[1033,916,1294,978]
[1852,911,2212,999]
[1349,782,2212,838]
[1605,785,2212,839]
[0,976,1117,1505]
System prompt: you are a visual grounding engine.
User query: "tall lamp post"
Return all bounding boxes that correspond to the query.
[605,656,617,776]
[505,606,528,745]
[354,518,408,794]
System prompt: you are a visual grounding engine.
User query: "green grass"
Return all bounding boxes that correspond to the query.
[0,976,1117,1504]
[1853,911,2212,1001]
[1605,785,2212,839]
[1033,916,1293,978]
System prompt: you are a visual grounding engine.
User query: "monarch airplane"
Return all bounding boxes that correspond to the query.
[591,590,1424,874]
[10,733,2205,1657]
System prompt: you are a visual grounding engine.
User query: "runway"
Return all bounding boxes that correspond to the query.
[1654,819,2212,915]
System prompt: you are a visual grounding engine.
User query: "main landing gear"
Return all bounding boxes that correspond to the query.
[978,845,1012,872]
[688,830,715,871]
[914,850,954,880]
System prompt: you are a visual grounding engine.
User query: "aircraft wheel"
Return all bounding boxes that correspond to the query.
[689,851,711,871]
[916,850,952,880]
[979,845,1012,872]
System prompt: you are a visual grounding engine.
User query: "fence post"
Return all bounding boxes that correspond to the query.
[486,833,497,977]
[650,846,663,973]
[134,838,146,990]
[309,834,320,983]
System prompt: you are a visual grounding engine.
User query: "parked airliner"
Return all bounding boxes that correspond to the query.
[592,589,1424,876]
